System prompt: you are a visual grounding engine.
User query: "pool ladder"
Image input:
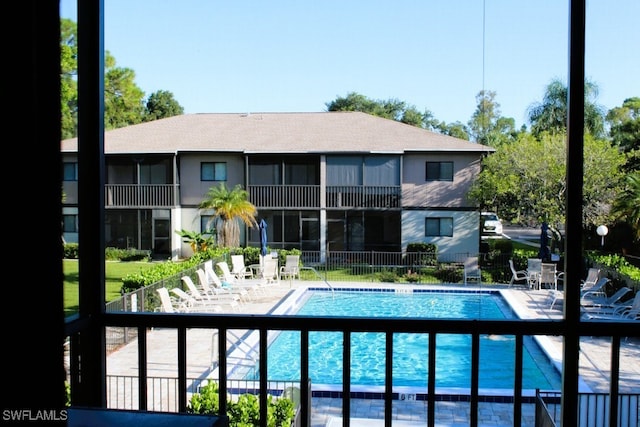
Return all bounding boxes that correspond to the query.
[299,266,334,295]
[210,330,259,378]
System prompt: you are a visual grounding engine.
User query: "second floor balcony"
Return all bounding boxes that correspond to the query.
[248,185,401,209]
[105,184,179,208]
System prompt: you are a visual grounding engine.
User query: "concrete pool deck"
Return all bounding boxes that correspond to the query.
[105,280,640,426]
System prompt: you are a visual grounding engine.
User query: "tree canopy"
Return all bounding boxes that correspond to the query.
[198,183,258,248]
[467,132,625,230]
[526,78,606,139]
[606,97,640,172]
[60,18,184,139]
[145,90,185,122]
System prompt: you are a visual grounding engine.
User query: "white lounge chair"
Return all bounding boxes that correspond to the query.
[171,287,238,312]
[586,291,640,320]
[580,277,610,301]
[581,286,633,313]
[166,288,226,313]
[156,287,193,313]
[582,293,640,321]
[196,268,251,302]
[547,290,564,310]
[580,268,601,289]
[215,261,267,295]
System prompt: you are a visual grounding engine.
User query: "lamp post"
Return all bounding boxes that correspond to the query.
[596,225,608,249]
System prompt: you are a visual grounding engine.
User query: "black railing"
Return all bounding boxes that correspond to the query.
[105,184,179,208]
[66,312,639,427]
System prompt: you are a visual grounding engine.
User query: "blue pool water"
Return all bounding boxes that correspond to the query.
[249,289,562,390]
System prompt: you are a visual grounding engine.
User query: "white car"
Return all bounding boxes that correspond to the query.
[481,212,503,235]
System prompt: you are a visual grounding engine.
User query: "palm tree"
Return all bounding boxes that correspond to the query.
[612,171,640,241]
[527,78,605,138]
[199,183,258,248]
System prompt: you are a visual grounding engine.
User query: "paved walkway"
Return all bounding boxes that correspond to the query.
[105,280,640,426]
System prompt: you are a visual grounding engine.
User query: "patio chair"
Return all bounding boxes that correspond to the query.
[217,261,271,292]
[231,254,254,280]
[582,292,640,321]
[508,259,528,287]
[195,268,250,302]
[463,256,481,286]
[171,288,228,313]
[580,268,600,289]
[539,263,558,290]
[527,258,542,289]
[156,287,190,313]
[279,255,301,284]
[171,287,238,312]
[253,255,280,284]
[580,277,610,300]
[182,275,240,303]
[547,290,564,310]
[581,287,633,314]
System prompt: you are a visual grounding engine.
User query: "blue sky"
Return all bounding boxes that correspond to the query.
[60,0,639,129]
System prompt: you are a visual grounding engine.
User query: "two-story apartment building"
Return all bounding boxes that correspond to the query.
[61,111,494,260]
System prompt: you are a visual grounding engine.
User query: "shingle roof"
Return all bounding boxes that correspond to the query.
[60,111,495,155]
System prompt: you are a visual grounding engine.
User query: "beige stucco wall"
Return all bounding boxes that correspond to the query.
[402,153,481,208]
[178,153,246,206]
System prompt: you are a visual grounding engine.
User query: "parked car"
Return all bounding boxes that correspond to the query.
[481,212,503,235]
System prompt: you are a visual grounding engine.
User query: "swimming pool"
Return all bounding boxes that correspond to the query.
[243,288,562,391]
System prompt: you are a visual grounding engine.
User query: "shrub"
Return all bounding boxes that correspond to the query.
[403,271,420,283]
[188,381,295,427]
[188,381,220,415]
[63,243,79,259]
[64,243,150,261]
[377,269,398,282]
[405,243,437,266]
[105,247,151,261]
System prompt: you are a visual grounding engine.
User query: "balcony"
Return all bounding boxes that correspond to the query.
[326,185,401,208]
[247,185,401,209]
[248,185,321,208]
[105,184,179,208]
[67,304,639,427]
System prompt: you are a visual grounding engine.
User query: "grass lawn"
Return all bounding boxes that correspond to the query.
[64,259,157,317]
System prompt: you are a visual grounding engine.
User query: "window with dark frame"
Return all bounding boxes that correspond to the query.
[201,162,227,181]
[63,162,78,181]
[63,214,78,233]
[425,217,453,237]
[425,161,453,181]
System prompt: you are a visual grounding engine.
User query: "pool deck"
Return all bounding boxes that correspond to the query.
[105,280,640,426]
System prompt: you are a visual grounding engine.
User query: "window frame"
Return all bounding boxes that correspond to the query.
[63,162,78,181]
[62,214,78,233]
[425,217,453,237]
[201,162,227,181]
[425,161,453,182]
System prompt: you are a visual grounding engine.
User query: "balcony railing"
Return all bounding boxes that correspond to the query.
[105,184,179,208]
[247,185,402,209]
[66,313,639,427]
[248,185,321,208]
[326,185,401,208]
